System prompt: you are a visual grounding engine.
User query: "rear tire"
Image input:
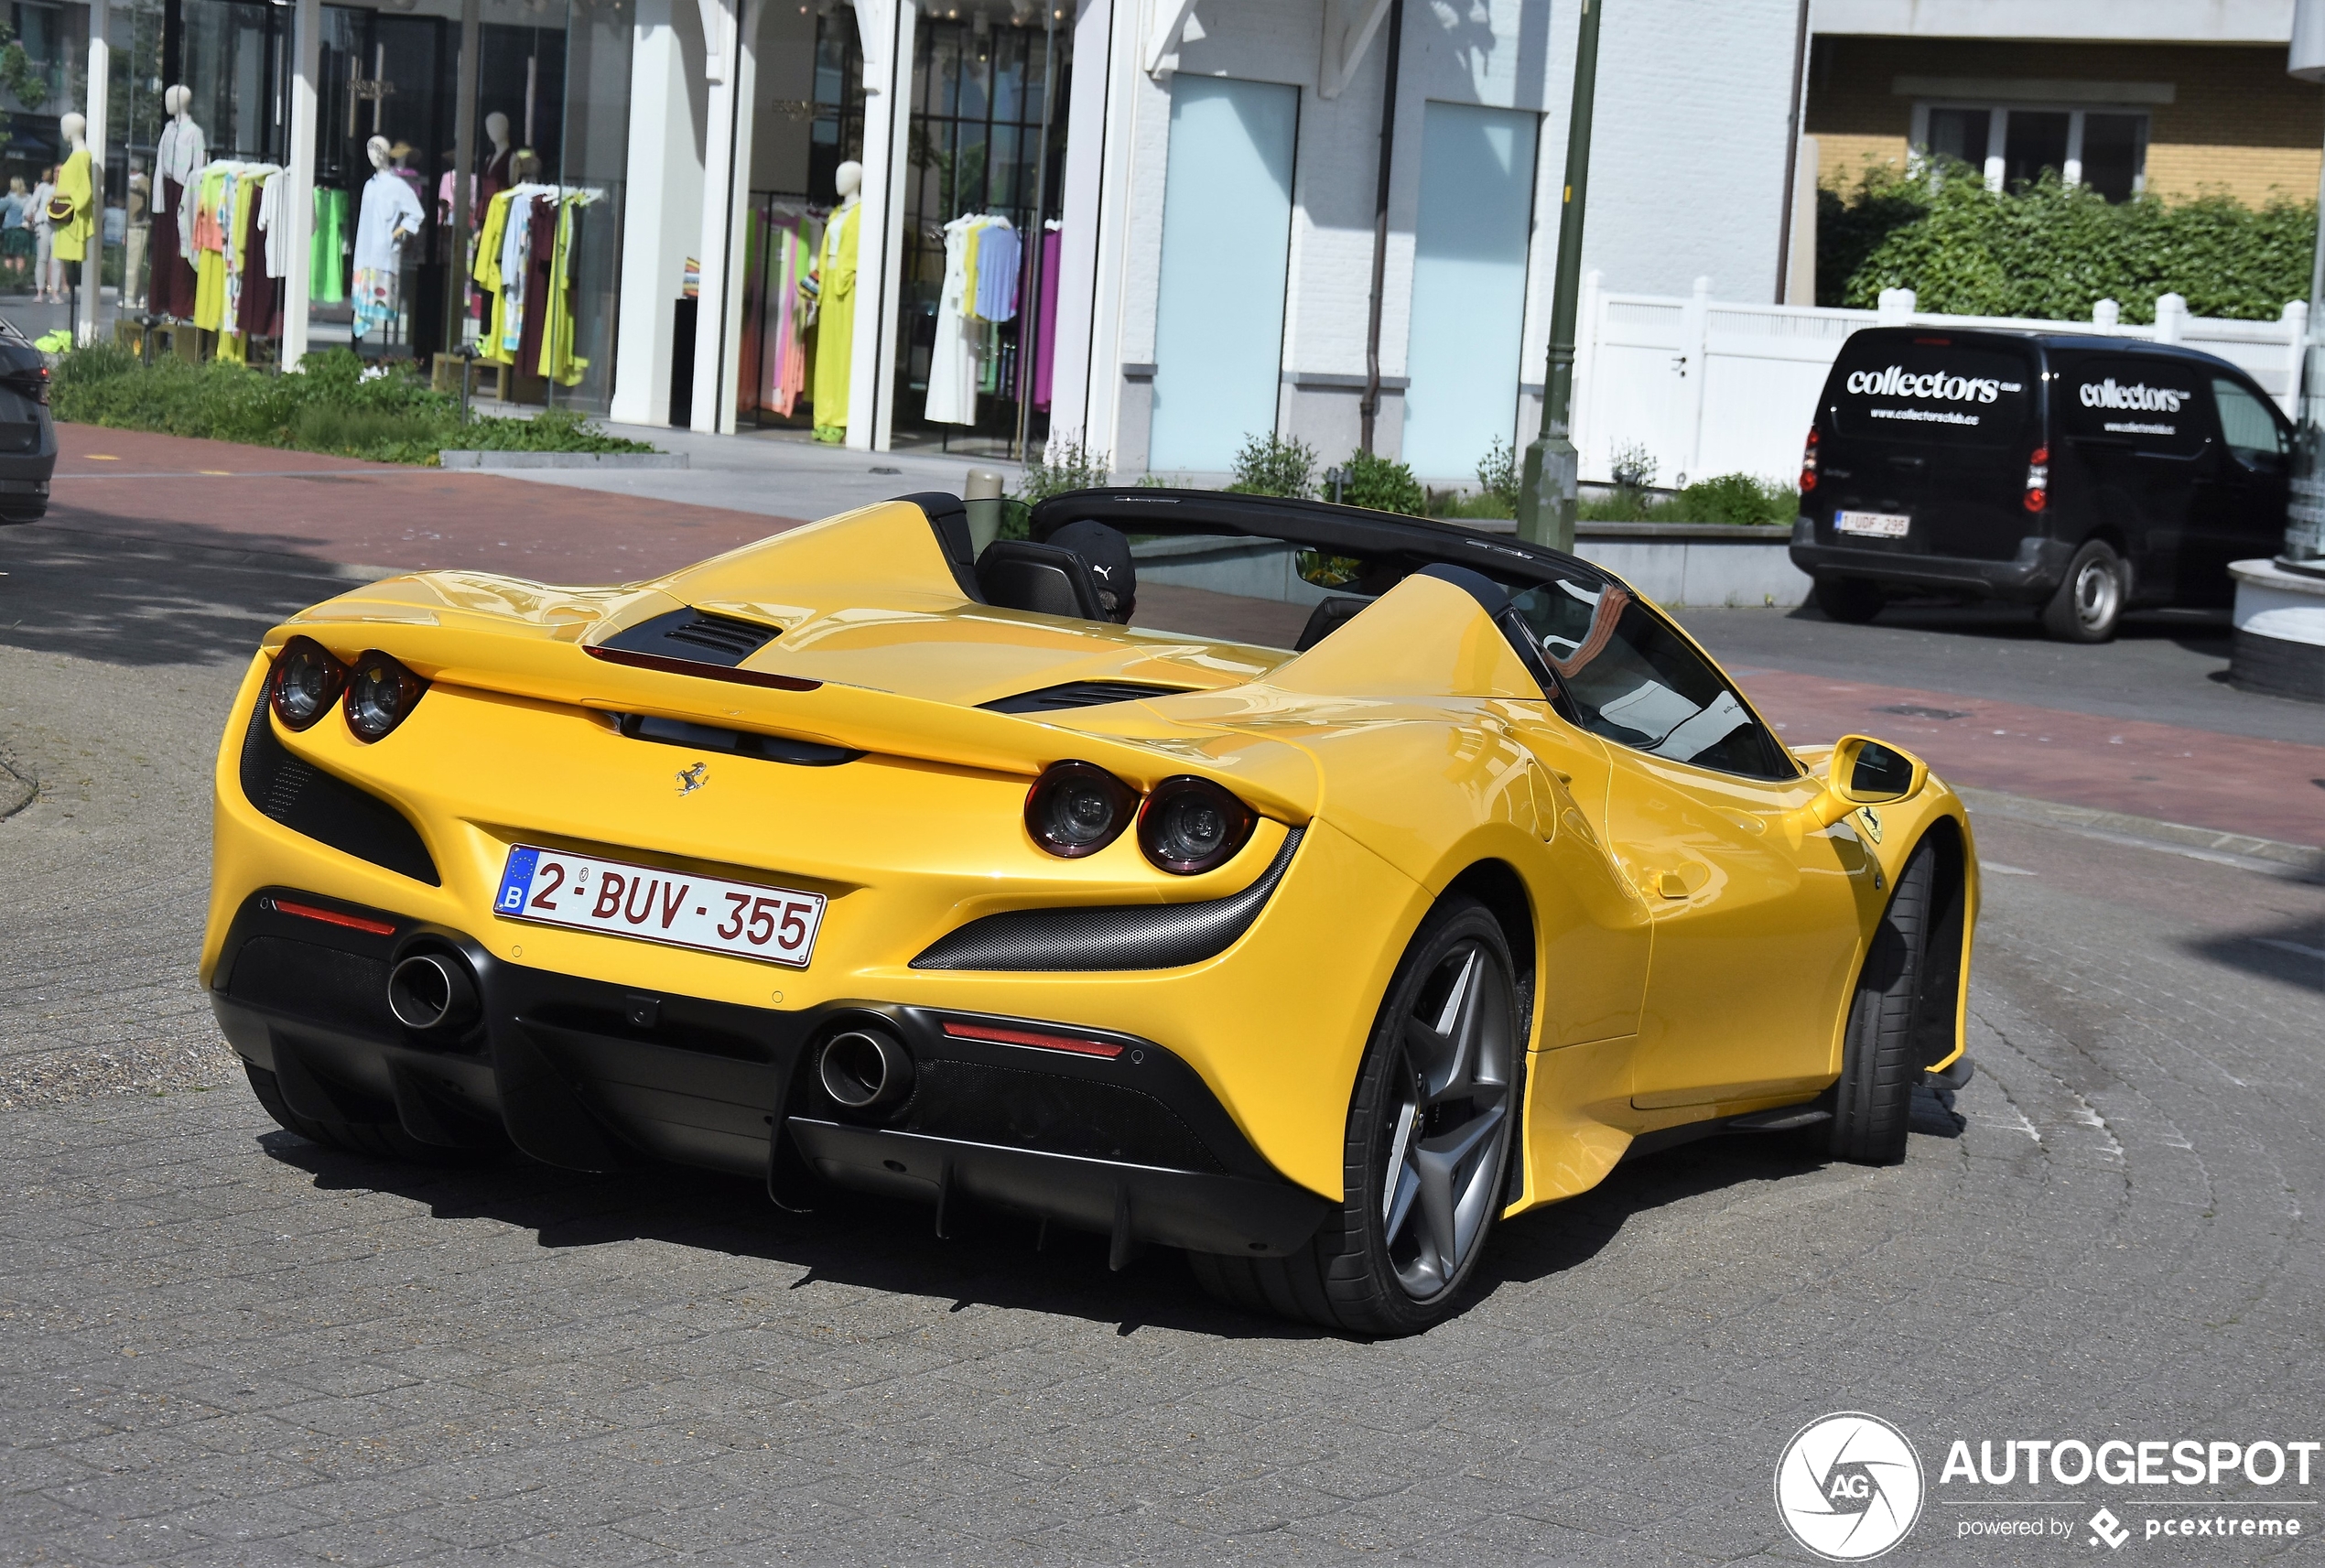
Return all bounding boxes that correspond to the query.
[1188,896,1521,1336]
[1813,576,1885,624]
[1826,839,1939,1165]
[2040,538,2125,643]
[243,1061,497,1164]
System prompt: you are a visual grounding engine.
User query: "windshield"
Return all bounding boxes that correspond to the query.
[1828,337,2035,448]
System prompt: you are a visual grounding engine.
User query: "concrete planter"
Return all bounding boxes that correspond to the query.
[1130,522,1808,609]
[438,449,688,470]
[2227,557,2325,702]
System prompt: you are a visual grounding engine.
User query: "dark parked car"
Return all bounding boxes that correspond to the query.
[0,315,55,524]
[1790,327,2291,642]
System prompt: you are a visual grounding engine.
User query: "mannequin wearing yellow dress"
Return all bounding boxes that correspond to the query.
[813,159,863,444]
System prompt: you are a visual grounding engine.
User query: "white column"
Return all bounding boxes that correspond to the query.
[77,2,109,345]
[1678,275,1711,486]
[1071,0,1141,471]
[281,0,322,369]
[690,0,762,435]
[610,0,708,427]
[1045,0,1114,460]
[849,0,914,450]
[2280,299,2309,418]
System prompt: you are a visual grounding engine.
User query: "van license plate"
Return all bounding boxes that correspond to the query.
[1835,510,1910,538]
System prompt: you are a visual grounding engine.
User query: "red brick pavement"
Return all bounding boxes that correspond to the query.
[47,424,803,581]
[1735,667,2325,850]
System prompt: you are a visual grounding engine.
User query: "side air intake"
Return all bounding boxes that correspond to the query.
[599,609,780,666]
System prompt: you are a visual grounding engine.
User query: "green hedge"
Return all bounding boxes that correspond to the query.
[49,346,654,464]
[1820,163,2315,323]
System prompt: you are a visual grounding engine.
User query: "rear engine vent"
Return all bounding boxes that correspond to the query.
[617,713,860,766]
[980,680,1194,715]
[600,609,779,667]
[239,697,441,885]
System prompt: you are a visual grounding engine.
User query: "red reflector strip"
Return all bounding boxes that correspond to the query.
[942,1021,1125,1058]
[268,898,397,936]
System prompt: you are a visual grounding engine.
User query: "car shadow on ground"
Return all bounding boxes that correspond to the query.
[254,1088,1967,1342]
[1786,598,2233,648]
[256,1128,1325,1341]
[0,521,360,666]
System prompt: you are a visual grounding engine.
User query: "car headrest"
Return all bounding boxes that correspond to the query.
[1045,519,1137,622]
[975,541,1109,622]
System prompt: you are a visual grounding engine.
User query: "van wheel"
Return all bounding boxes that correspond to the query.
[2041,540,2125,643]
[1813,577,1885,624]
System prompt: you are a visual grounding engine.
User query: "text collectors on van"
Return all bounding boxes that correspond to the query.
[2078,376,2187,413]
[1844,365,2006,403]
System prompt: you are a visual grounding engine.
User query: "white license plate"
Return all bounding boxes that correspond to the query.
[492,845,827,968]
[1834,509,1910,538]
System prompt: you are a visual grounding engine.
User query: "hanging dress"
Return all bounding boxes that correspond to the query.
[923,216,981,426]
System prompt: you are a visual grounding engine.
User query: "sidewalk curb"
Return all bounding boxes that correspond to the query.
[439,450,688,470]
[1957,786,2325,878]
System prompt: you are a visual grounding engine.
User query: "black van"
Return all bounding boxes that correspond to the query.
[1788,327,2292,642]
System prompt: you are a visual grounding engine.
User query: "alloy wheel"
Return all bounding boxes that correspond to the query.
[1379,939,1516,1300]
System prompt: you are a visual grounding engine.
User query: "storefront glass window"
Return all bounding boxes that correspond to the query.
[891,1,1066,457]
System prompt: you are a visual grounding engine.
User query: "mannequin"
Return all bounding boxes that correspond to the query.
[153,85,206,319]
[476,111,514,222]
[124,158,150,310]
[50,113,94,303]
[351,134,425,348]
[812,159,862,442]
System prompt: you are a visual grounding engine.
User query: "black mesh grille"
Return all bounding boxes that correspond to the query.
[239,695,441,885]
[911,828,1302,971]
[226,936,396,1037]
[979,681,1194,715]
[600,609,778,666]
[895,1058,1224,1172]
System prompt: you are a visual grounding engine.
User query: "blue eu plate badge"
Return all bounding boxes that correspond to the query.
[496,847,541,914]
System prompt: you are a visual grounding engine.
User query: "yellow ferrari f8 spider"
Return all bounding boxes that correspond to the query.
[203,490,1976,1335]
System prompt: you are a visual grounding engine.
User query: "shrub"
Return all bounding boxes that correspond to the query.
[1337,449,1425,516]
[1820,160,2314,322]
[1227,432,1318,498]
[1476,436,1521,514]
[1576,470,1797,526]
[1018,434,1109,503]
[47,346,655,463]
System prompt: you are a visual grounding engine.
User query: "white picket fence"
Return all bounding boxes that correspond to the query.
[1569,273,2310,489]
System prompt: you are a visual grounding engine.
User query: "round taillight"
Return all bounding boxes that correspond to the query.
[2024,489,2048,513]
[268,637,347,730]
[344,651,429,742]
[1138,775,1257,876]
[1799,469,1818,493]
[1025,761,1138,858]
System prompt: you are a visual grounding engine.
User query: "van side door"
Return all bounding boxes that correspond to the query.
[2054,354,2213,603]
[2188,376,2293,603]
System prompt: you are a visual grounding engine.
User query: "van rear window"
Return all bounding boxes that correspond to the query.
[1827,342,2033,447]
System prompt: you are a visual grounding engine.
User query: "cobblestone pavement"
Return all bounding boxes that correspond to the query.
[5,522,2323,1564]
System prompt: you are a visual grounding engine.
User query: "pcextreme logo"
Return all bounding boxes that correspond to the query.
[1776,1412,1927,1561]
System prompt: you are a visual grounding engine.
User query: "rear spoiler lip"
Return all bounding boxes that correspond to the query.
[582,643,823,692]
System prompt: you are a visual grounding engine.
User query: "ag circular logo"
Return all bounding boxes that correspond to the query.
[1775,1412,1925,1561]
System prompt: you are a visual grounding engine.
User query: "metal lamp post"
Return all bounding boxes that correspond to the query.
[1516,0,1603,551]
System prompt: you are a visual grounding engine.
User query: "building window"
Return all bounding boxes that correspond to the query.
[1913,104,2147,202]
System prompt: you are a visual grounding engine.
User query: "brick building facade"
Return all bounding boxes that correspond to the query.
[1805,3,2320,206]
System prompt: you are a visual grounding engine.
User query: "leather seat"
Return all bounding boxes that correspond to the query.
[1293,595,1371,652]
[976,541,1110,621]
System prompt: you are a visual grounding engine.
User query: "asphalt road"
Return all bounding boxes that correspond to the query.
[5,525,2324,1565]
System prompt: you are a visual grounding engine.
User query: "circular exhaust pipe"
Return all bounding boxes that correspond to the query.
[818,1026,914,1114]
[387,952,481,1033]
